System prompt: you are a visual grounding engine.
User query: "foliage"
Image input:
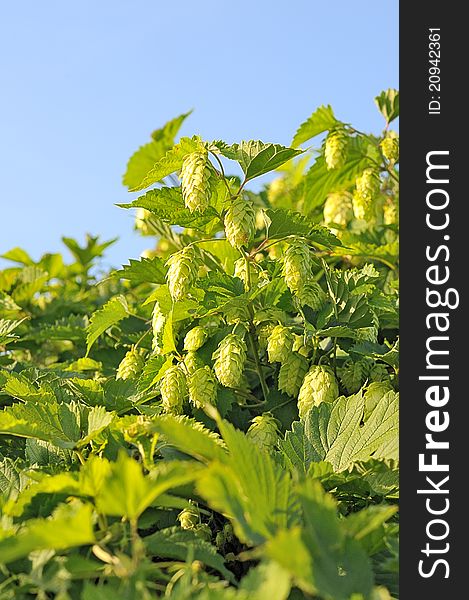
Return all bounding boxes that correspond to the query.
[0,91,399,599]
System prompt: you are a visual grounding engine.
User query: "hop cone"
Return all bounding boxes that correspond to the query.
[166,246,198,302]
[383,198,398,225]
[178,503,200,529]
[160,365,187,415]
[152,301,166,353]
[297,365,339,418]
[184,326,208,351]
[246,413,280,452]
[188,366,218,408]
[292,334,311,358]
[267,325,294,363]
[278,352,310,397]
[233,257,258,289]
[294,281,327,311]
[135,207,152,236]
[213,333,247,388]
[183,351,204,374]
[224,196,256,248]
[267,176,289,206]
[283,240,312,292]
[180,150,213,213]
[353,168,380,221]
[340,359,370,394]
[116,348,143,381]
[324,129,348,170]
[380,131,399,163]
[256,322,276,353]
[323,193,354,228]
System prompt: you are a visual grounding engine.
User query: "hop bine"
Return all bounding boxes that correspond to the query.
[213,333,247,388]
[166,245,198,302]
[324,129,348,170]
[116,348,143,381]
[224,196,256,248]
[267,325,294,363]
[188,366,218,408]
[180,150,213,213]
[160,365,187,415]
[283,239,312,292]
[297,365,339,418]
[246,413,280,452]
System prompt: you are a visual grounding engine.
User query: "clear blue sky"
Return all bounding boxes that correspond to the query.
[0,1,398,270]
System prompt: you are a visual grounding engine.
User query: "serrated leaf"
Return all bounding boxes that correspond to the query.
[219,141,303,181]
[292,105,339,147]
[0,247,34,265]
[265,209,342,247]
[239,560,291,600]
[375,89,399,124]
[86,295,129,355]
[113,256,167,285]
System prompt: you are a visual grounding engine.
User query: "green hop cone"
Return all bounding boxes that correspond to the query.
[323,192,354,228]
[278,351,310,397]
[353,168,380,221]
[233,257,259,290]
[152,301,166,353]
[184,326,208,351]
[180,150,213,213]
[340,358,370,394]
[246,413,280,452]
[135,207,153,236]
[294,281,327,311]
[256,322,276,353]
[283,239,312,292]
[116,348,144,381]
[166,245,198,302]
[188,366,218,408]
[380,131,399,163]
[267,176,289,206]
[324,129,348,170]
[160,365,187,415]
[183,351,204,374]
[178,503,200,529]
[224,196,256,248]
[213,333,247,388]
[297,365,339,418]
[267,325,294,363]
[383,198,399,225]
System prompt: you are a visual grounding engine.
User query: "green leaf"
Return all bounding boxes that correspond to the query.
[0,247,34,265]
[265,209,342,247]
[123,111,191,189]
[375,89,399,124]
[113,256,167,285]
[0,501,95,564]
[292,105,339,147]
[219,141,303,181]
[239,561,291,600]
[62,235,117,267]
[144,527,234,582]
[0,318,27,346]
[129,136,202,191]
[86,295,129,355]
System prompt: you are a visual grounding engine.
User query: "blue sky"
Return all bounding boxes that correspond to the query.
[0,1,398,270]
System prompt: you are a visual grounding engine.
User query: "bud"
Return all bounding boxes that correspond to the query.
[283,240,312,292]
[183,351,204,374]
[267,325,294,363]
[380,131,399,163]
[278,351,309,397]
[180,150,213,213]
[297,365,339,418]
[294,281,327,311]
[323,192,354,228]
[183,326,208,351]
[324,129,348,170]
[116,348,143,381]
[166,245,198,302]
[160,365,187,415]
[188,366,218,408]
[178,503,200,529]
[246,413,280,452]
[152,301,166,353]
[213,333,247,388]
[224,196,256,248]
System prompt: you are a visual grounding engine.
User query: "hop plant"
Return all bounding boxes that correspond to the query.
[340,358,370,394]
[166,246,198,302]
[323,192,354,228]
[224,196,256,248]
[283,239,312,292]
[278,351,310,397]
[160,365,187,415]
[116,348,143,381]
[294,281,327,311]
[180,150,213,213]
[246,413,280,452]
[188,366,218,408]
[267,325,294,363]
[297,365,339,418]
[213,333,247,388]
[324,129,348,170]
[152,301,166,353]
[183,351,204,374]
[178,503,200,529]
[380,131,399,163]
[184,326,208,351]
